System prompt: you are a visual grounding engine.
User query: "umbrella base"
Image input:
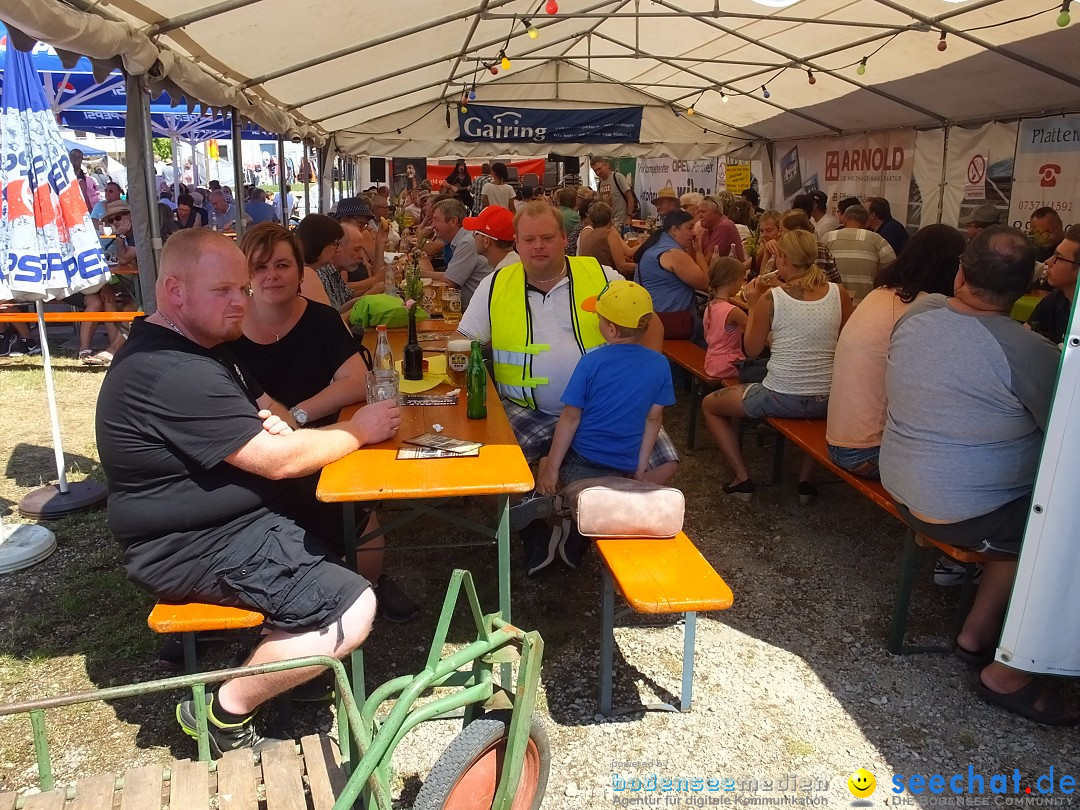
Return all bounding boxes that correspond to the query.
[0,524,57,574]
[19,480,108,519]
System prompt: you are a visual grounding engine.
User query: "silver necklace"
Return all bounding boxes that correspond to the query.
[157,311,186,338]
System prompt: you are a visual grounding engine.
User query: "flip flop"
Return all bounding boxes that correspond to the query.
[78,349,94,364]
[970,672,1080,727]
[82,353,107,366]
[954,641,996,668]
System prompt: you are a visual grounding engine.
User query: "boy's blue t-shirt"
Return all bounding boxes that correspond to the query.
[560,342,675,472]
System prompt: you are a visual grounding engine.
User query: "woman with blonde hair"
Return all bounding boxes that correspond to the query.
[702,230,854,501]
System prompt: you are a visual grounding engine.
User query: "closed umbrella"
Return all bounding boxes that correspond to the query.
[1,34,110,520]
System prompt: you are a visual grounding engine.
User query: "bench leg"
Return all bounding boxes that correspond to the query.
[687,378,700,451]
[680,612,697,712]
[182,632,213,763]
[888,530,919,655]
[599,568,615,717]
[772,434,786,486]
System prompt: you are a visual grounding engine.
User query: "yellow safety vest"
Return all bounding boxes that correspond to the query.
[489,256,608,409]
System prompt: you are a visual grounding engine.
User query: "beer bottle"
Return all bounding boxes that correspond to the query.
[466,340,487,420]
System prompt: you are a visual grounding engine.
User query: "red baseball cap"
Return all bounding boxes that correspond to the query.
[463,205,515,242]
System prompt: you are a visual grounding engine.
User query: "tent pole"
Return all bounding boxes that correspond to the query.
[277,135,288,223]
[171,136,180,199]
[127,72,160,309]
[303,142,311,218]
[937,125,949,226]
[190,137,200,188]
[231,108,246,237]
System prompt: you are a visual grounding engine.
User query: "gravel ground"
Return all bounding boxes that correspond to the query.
[0,353,1077,809]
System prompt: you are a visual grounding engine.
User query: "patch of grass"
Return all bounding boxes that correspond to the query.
[783,736,815,758]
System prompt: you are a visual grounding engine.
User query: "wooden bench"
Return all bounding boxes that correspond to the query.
[761,417,1011,654]
[0,311,143,323]
[0,736,349,810]
[148,602,266,762]
[594,532,733,715]
[661,340,735,450]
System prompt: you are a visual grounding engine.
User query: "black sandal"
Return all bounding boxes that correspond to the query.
[971,673,1080,727]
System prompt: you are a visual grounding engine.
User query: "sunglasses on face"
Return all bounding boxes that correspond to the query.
[103,215,126,226]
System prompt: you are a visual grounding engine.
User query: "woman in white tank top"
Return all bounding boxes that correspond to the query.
[702,230,854,501]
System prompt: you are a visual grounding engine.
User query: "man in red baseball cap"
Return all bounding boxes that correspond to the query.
[464,205,520,271]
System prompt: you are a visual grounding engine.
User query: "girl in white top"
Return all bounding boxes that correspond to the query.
[481,161,516,212]
[702,230,854,500]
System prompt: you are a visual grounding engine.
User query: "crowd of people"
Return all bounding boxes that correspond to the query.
[34,151,1072,756]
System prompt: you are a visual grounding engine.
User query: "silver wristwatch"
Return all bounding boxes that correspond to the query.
[289,406,309,427]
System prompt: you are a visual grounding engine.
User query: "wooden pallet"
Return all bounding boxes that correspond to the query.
[0,735,349,810]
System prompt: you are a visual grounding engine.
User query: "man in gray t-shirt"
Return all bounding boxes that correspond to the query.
[881,226,1072,726]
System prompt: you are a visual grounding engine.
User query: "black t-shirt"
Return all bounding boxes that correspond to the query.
[230,299,358,427]
[1027,289,1072,345]
[96,319,286,591]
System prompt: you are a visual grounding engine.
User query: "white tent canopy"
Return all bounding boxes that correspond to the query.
[336,61,753,158]
[1,0,1077,157]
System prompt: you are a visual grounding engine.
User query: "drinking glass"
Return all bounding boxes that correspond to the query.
[443,288,462,325]
[366,369,399,404]
[446,339,471,388]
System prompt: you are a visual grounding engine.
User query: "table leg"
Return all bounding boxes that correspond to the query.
[496,493,513,687]
[342,502,366,762]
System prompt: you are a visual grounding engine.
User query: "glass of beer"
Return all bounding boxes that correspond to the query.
[446,339,471,388]
[443,288,462,325]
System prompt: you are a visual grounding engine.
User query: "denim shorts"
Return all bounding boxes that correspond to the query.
[826,444,880,479]
[741,384,829,419]
[561,448,628,485]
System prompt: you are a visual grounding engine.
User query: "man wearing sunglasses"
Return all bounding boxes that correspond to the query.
[101,200,137,265]
[1027,225,1079,345]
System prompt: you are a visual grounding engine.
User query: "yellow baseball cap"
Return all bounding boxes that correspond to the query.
[581,279,654,329]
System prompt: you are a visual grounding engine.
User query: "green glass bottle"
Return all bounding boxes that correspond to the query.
[466,340,487,420]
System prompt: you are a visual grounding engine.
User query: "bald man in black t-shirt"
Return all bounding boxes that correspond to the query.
[96,229,400,755]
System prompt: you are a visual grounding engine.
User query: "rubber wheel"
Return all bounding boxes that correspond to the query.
[413,711,550,810]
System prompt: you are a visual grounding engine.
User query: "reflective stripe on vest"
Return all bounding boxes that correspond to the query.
[489,257,608,409]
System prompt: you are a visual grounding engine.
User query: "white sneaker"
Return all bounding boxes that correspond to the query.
[934,556,982,587]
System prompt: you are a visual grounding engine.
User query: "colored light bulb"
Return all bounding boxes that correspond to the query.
[489,65,498,75]
[762,85,770,99]
[528,25,539,38]
[686,106,695,116]
[856,59,867,76]
[469,90,476,100]
[501,55,511,71]
[546,0,559,14]
[1058,9,1071,26]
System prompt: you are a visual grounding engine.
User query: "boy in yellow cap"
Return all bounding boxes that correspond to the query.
[533,279,676,570]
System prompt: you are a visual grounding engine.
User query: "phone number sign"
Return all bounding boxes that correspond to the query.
[1009,115,1080,228]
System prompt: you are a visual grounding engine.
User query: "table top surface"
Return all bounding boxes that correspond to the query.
[316,328,534,503]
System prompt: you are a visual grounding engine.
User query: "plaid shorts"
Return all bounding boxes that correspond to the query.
[502,399,679,468]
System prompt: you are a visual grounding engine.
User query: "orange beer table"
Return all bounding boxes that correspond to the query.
[316,327,534,633]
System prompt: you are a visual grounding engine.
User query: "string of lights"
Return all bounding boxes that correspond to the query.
[450,2,1070,120]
